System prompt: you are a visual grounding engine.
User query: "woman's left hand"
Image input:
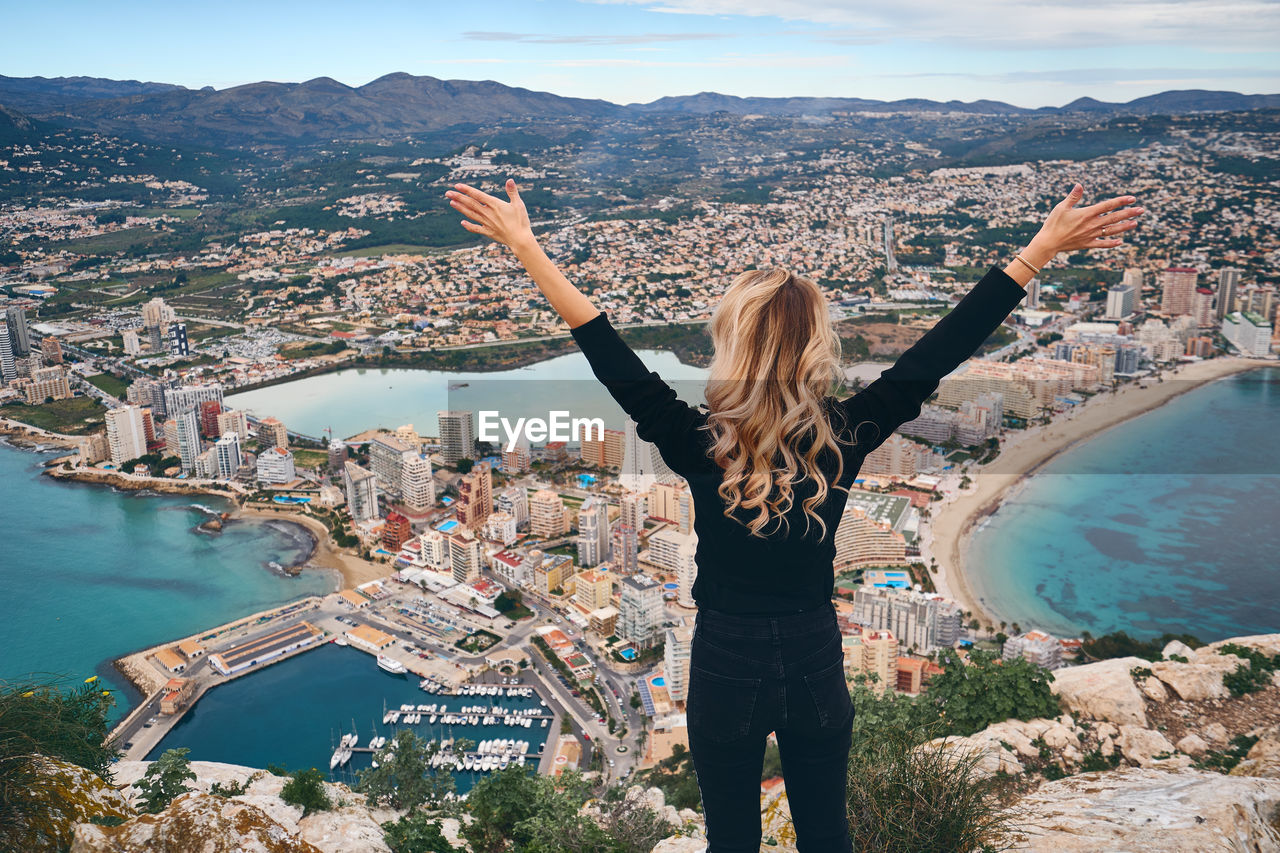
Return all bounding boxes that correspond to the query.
[445,179,535,250]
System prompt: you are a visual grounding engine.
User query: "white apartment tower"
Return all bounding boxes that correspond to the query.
[576,496,612,568]
[438,410,476,465]
[214,433,243,479]
[400,454,436,512]
[104,405,148,467]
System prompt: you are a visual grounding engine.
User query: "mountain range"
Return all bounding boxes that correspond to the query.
[1,72,1277,148]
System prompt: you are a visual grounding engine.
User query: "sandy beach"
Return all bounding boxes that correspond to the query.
[920,355,1275,629]
[235,505,388,588]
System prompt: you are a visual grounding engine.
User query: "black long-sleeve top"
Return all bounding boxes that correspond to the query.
[569,264,1028,615]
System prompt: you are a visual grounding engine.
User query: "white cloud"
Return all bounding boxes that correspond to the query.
[584,0,1280,50]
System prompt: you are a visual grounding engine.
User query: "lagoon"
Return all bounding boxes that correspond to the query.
[225,348,711,440]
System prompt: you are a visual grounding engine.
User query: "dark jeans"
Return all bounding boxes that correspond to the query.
[686,601,854,853]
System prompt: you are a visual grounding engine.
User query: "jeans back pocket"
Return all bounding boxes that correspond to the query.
[802,656,854,730]
[686,663,762,742]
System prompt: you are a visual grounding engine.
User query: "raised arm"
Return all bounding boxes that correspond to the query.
[445,178,706,474]
[837,183,1144,455]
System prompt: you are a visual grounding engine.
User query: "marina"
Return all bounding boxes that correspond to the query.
[148,643,556,793]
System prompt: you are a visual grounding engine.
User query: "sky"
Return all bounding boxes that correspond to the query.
[6,0,1278,108]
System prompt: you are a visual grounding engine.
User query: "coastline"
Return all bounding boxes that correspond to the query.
[920,356,1275,630]
[0,416,83,451]
[233,505,388,588]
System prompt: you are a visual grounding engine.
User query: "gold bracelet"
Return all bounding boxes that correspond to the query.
[1013,253,1041,275]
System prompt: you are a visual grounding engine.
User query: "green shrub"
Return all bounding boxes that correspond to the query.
[280,767,331,816]
[846,722,1019,852]
[0,677,120,850]
[133,748,196,814]
[920,649,1059,737]
[1219,644,1280,697]
[383,811,461,852]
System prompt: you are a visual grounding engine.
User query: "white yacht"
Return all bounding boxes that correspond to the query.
[377,654,407,675]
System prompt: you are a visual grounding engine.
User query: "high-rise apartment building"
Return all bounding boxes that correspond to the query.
[449,527,482,584]
[369,433,414,498]
[844,628,899,694]
[1217,268,1241,321]
[164,383,224,418]
[343,461,379,522]
[621,418,677,492]
[257,447,296,484]
[198,400,223,439]
[1159,267,1198,316]
[574,568,614,612]
[530,489,567,538]
[0,322,16,384]
[216,409,251,441]
[576,496,611,568]
[40,336,63,366]
[852,587,962,654]
[1105,283,1136,320]
[214,433,243,479]
[501,435,531,473]
[400,454,436,512]
[620,491,647,532]
[457,461,493,531]
[3,307,30,355]
[580,428,625,469]
[438,410,475,465]
[168,322,189,357]
[496,486,529,528]
[618,574,663,650]
[610,523,639,576]
[257,417,288,450]
[105,406,149,467]
[174,409,202,473]
[664,621,694,704]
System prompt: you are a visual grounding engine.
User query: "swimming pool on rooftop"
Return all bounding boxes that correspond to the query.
[436,519,459,532]
[651,676,665,687]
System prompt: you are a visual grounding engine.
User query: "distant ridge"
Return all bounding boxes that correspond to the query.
[0,73,1275,147]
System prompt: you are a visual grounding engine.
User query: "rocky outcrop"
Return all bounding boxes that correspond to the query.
[1231,727,1280,780]
[90,761,395,853]
[1009,767,1280,852]
[71,793,324,853]
[21,756,135,852]
[1050,655,1150,726]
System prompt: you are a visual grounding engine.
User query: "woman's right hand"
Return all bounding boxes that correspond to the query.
[1031,183,1146,257]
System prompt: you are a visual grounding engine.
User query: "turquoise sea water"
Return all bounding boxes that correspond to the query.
[148,643,548,791]
[966,366,1280,641]
[0,444,336,720]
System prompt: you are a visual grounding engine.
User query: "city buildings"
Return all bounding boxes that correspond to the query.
[1002,630,1064,671]
[382,511,413,551]
[574,568,614,612]
[1222,311,1274,357]
[369,433,415,498]
[4,306,30,355]
[852,587,963,654]
[843,628,899,694]
[1217,268,1242,320]
[0,322,15,384]
[620,418,677,492]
